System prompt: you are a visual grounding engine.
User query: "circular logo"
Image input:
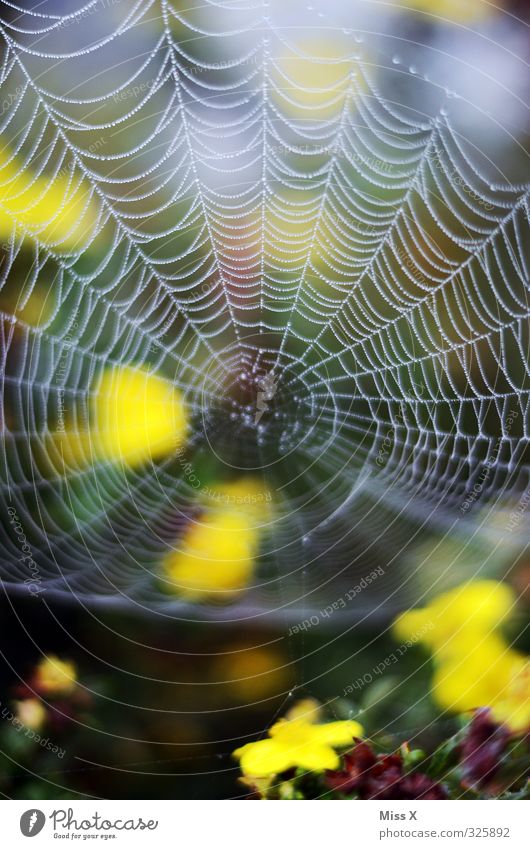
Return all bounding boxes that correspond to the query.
[20,810,46,837]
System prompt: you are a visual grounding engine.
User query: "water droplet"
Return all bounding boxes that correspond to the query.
[392,55,401,65]
[409,65,417,75]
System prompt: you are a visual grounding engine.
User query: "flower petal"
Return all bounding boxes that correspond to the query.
[235,739,295,777]
[297,743,341,772]
[312,720,363,746]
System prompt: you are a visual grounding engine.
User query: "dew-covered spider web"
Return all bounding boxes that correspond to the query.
[0,0,529,622]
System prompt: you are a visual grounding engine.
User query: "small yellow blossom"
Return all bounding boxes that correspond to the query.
[34,655,77,696]
[0,144,97,251]
[392,581,530,732]
[92,365,188,466]
[163,477,270,601]
[284,698,322,723]
[431,634,525,713]
[233,702,363,777]
[14,698,46,732]
[392,580,515,655]
[162,509,260,600]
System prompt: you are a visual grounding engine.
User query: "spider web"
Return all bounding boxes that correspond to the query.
[0,0,529,622]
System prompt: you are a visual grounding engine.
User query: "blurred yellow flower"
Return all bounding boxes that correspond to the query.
[0,144,97,251]
[284,698,322,723]
[92,365,188,466]
[35,655,77,696]
[213,645,290,702]
[233,702,363,777]
[14,698,46,732]
[45,429,93,473]
[162,476,272,600]
[431,633,524,711]
[491,661,530,732]
[392,580,515,655]
[272,38,354,121]
[391,0,491,23]
[162,508,260,601]
[393,581,530,731]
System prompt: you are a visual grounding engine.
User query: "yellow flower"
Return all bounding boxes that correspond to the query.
[433,639,530,732]
[91,365,188,466]
[34,655,77,696]
[272,38,355,121]
[431,633,524,712]
[0,144,97,251]
[44,429,94,473]
[392,580,515,656]
[162,509,260,601]
[212,645,291,702]
[14,698,46,732]
[392,581,530,732]
[491,662,530,732]
[233,702,362,777]
[162,476,270,600]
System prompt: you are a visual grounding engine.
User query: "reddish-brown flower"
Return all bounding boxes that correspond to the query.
[460,709,510,789]
[326,740,447,800]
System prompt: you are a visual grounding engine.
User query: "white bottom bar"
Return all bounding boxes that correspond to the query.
[0,799,529,847]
